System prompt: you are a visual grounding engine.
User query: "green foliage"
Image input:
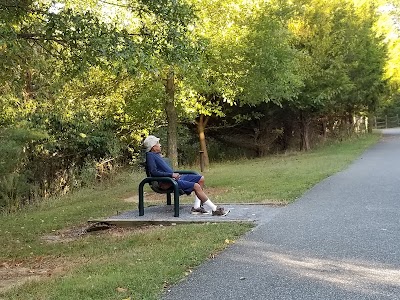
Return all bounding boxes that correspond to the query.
[0,173,35,213]
[0,125,47,212]
[288,0,386,115]
[138,0,199,65]
[236,2,304,105]
[0,0,397,211]
[0,125,47,174]
[26,110,124,194]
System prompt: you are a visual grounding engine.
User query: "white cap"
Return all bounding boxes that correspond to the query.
[143,135,160,152]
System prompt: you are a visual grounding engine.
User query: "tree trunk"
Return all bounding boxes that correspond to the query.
[197,114,210,169]
[300,113,311,151]
[164,68,178,168]
[282,117,294,151]
[321,118,328,142]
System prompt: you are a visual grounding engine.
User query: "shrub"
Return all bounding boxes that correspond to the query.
[0,125,47,212]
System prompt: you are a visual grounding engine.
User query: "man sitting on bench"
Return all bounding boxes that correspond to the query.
[144,135,227,216]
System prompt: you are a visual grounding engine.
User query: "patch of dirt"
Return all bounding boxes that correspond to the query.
[0,257,83,294]
[40,223,159,244]
[0,225,110,293]
[40,222,127,243]
[1,225,156,295]
[40,225,88,243]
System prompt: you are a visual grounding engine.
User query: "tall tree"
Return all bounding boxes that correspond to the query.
[287,0,386,149]
[182,0,303,165]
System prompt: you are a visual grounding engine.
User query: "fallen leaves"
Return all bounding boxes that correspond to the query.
[116,287,128,293]
[116,287,133,300]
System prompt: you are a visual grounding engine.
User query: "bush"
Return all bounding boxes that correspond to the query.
[0,126,47,212]
[0,112,125,212]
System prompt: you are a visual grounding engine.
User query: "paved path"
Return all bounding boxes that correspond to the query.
[162,130,400,300]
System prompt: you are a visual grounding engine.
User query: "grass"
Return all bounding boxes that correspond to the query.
[0,133,380,300]
[205,135,380,203]
[2,224,249,300]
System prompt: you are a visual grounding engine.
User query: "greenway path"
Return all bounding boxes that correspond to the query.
[162,129,400,300]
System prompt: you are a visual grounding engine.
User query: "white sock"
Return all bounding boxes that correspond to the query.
[204,199,217,211]
[193,196,201,209]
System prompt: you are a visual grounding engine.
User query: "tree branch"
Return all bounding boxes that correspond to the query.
[17,33,66,44]
[0,4,25,9]
[97,0,131,8]
[32,39,62,59]
[0,4,46,15]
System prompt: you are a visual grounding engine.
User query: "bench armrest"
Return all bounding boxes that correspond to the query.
[176,170,200,175]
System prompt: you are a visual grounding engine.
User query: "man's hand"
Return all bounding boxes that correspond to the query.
[172,173,181,180]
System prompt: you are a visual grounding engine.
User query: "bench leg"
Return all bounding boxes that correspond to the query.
[167,193,172,205]
[138,181,145,216]
[173,185,180,217]
[138,179,180,217]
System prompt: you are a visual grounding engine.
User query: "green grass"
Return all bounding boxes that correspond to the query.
[2,223,249,300]
[204,134,380,203]
[0,133,380,300]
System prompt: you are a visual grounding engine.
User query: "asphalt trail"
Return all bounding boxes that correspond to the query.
[162,130,400,300]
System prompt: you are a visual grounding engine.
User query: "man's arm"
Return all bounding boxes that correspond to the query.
[146,152,174,177]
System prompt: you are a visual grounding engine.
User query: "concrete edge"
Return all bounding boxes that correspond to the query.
[87,219,256,227]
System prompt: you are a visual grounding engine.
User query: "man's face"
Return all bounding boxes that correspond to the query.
[152,142,161,153]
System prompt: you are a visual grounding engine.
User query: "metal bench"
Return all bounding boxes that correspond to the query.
[138,157,199,217]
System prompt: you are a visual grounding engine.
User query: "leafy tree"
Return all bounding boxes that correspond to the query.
[374,0,400,120]
[287,0,386,149]
[180,0,304,166]
[0,0,199,207]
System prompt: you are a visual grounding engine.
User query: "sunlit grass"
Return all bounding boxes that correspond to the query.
[204,134,381,203]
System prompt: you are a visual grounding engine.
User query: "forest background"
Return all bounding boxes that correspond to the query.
[1,0,400,213]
